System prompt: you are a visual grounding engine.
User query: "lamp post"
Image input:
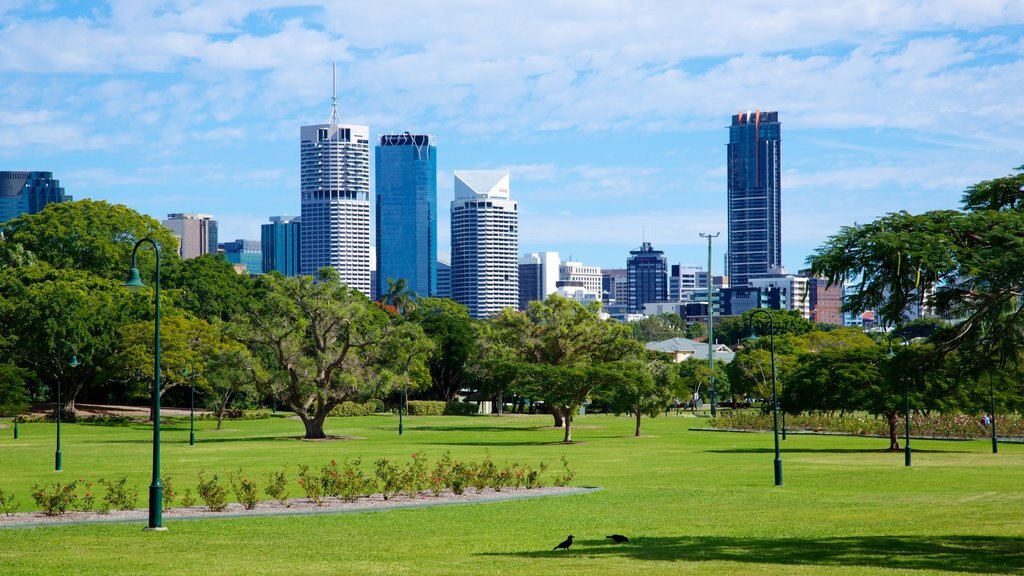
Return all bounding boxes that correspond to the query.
[989,372,998,454]
[886,332,912,467]
[747,309,782,486]
[398,386,406,436]
[184,364,195,446]
[124,237,166,531]
[699,232,719,417]
[54,345,80,472]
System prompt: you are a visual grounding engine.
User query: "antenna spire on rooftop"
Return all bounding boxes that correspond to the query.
[328,61,341,125]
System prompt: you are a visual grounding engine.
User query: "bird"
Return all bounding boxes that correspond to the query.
[553,535,574,550]
[606,534,630,544]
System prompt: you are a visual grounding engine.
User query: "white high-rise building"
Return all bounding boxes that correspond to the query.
[559,261,603,299]
[519,251,560,310]
[451,170,518,318]
[299,71,371,295]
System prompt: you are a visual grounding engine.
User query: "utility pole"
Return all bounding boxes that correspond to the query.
[699,232,720,418]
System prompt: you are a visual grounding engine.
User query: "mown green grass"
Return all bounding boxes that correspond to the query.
[1,412,1023,575]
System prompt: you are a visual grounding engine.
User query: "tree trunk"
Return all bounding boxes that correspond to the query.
[552,407,565,428]
[496,392,503,415]
[635,411,642,437]
[300,413,328,439]
[563,411,573,443]
[886,411,901,451]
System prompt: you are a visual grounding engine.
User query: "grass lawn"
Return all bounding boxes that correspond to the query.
[1,411,1022,575]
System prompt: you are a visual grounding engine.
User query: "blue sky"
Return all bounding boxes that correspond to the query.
[3,1,1024,273]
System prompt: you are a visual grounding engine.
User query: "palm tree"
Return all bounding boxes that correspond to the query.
[380,277,418,316]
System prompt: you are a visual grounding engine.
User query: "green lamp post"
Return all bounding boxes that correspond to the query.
[699,232,719,417]
[746,309,782,486]
[124,237,166,531]
[886,332,912,467]
[989,372,998,454]
[184,364,196,446]
[54,347,80,472]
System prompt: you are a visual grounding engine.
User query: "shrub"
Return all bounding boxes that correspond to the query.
[449,462,468,495]
[492,463,516,492]
[402,453,429,498]
[98,477,138,511]
[524,462,549,489]
[0,488,18,515]
[366,398,386,413]
[196,471,228,512]
[321,460,344,497]
[406,400,445,416]
[553,456,575,487]
[375,458,403,500]
[470,453,497,493]
[429,452,454,497]
[264,467,290,506]
[443,401,477,416]
[180,489,197,508]
[161,474,176,512]
[329,401,375,417]
[297,465,324,505]
[77,480,96,512]
[337,458,376,502]
[32,481,78,516]
[196,409,271,421]
[228,469,259,510]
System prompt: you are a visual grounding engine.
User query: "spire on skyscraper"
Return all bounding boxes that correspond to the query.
[328,62,341,126]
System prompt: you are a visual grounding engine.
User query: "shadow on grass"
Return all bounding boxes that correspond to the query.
[481,535,1024,573]
[708,447,973,454]
[378,425,542,433]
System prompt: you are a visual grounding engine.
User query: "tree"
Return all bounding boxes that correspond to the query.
[1,199,179,282]
[0,363,33,416]
[162,254,254,323]
[600,357,680,436]
[232,269,431,439]
[203,344,263,430]
[715,309,815,347]
[685,321,707,340]
[483,295,642,442]
[677,358,730,411]
[630,314,686,342]
[379,277,417,316]
[407,298,475,401]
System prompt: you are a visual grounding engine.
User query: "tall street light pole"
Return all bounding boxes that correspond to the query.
[699,232,719,418]
[184,364,196,446]
[989,372,998,454]
[886,332,912,467]
[747,309,781,486]
[124,237,166,531]
[54,344,80,472]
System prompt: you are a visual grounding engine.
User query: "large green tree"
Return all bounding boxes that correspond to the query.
[162,253,254,323]
[482,295,642,442]
[599,357,680,436]
[407,298,475,402]
[232,269,431,439]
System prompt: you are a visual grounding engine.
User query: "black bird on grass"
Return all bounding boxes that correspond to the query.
[553,535,574,550]
[606,534,630,544]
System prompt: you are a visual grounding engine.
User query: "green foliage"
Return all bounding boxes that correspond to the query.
[366,398,386,413]
[329,401,376,417]
[406,400,445,415]
[160,474,176,512]
[31,480,78,515]
[0,487,18,515]
[180,489,196,508]
[0,363,32,416]
[402,453,429,497]
[296,465,324,505]
[429,452,454,497]
[333,458,375,502]
[196,470,228,511]
[630,313,686,342]
[553,456,575,487]
[161,253,254,323]
[228,469,259,510]
[263,467,290,506]
[599,358,680,436]
[443,400,477,415]
[716,309,816,347]
[407,297,475,401]
[374,458,403,500]
[98,477,139,511]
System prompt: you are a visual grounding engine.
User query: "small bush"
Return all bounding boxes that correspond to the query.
[196,409,271,421]
[443,401,477,416]
[366,398,386,413]
[337,458,376,502]
[264,467,290,506]
[98,477,138,511]
[32,481,78,516]
[402,453,429,498]
[161,474,176,512]
[196,471,228,512]
[228,469,259,510]
[449,463,468,495]
[77,480,96,512]
[0,488,18,515]
[375,458,403,500]
[297,465,324,505]
[430,452,454,496]
[470,453,497,493]
[553,456,575,487]
[180,489,197,508]
[525,462,549,489]
[329,401,375,417]
[406,400,445,416]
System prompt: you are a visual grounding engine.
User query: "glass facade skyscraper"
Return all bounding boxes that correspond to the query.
[0,171,71,224]
[220,239,263,275]
[727,110,781,287]
[261,215,301,276]
[375,133,437,297]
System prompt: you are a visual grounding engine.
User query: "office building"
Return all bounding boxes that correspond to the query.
[602,268,629,305]
[627,242,667,313]
[748,267,810,319]
[518,251,560,310]
[299,77,371,294]
[0,171,72,224]
[450,170,518,318]
[727,110,781,287]
[261,215,301,276]
[220,239,262,275]
[807,276,843,325]
[163,213,218,259]
[436,260,452,299]
[559,261,602,299]
[669,264,708,300]
[375,133,437,298]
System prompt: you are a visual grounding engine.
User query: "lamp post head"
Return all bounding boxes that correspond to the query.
[124,267,146,290]
[68,355,80,368]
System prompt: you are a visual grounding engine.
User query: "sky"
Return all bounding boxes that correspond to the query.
[3,1,1024,273]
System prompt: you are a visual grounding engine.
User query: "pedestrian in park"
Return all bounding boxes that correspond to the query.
[982,414,992,427]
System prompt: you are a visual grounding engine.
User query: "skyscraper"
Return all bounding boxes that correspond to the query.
[518,251,560,310]
[0,171,72,224]
[261,215,301,276]
[450,170,518,319]
[299,70,371,294]
[375,133,437,298]
[163,213,218,259]
[219,239,262,275]
[727,110,781,287]
[627,242,667,313]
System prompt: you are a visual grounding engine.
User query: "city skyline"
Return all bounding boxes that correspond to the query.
[3,2,1023,272]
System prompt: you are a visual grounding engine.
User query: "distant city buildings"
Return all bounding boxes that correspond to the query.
[375,133,437,298]
[450,170,518,319]
[220,239,262,275]
[627,242,667,313]
[261,215,301,277]
[518,251,560,310]
[163,213,218,259]
[727,110,781,287]
[807,276,844,325]
[435,259,452,299]
[0,171,71,224]
[559,261,602,298]
[299,82,371,295]
[748,267,810,319]
[669,263,708,300]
